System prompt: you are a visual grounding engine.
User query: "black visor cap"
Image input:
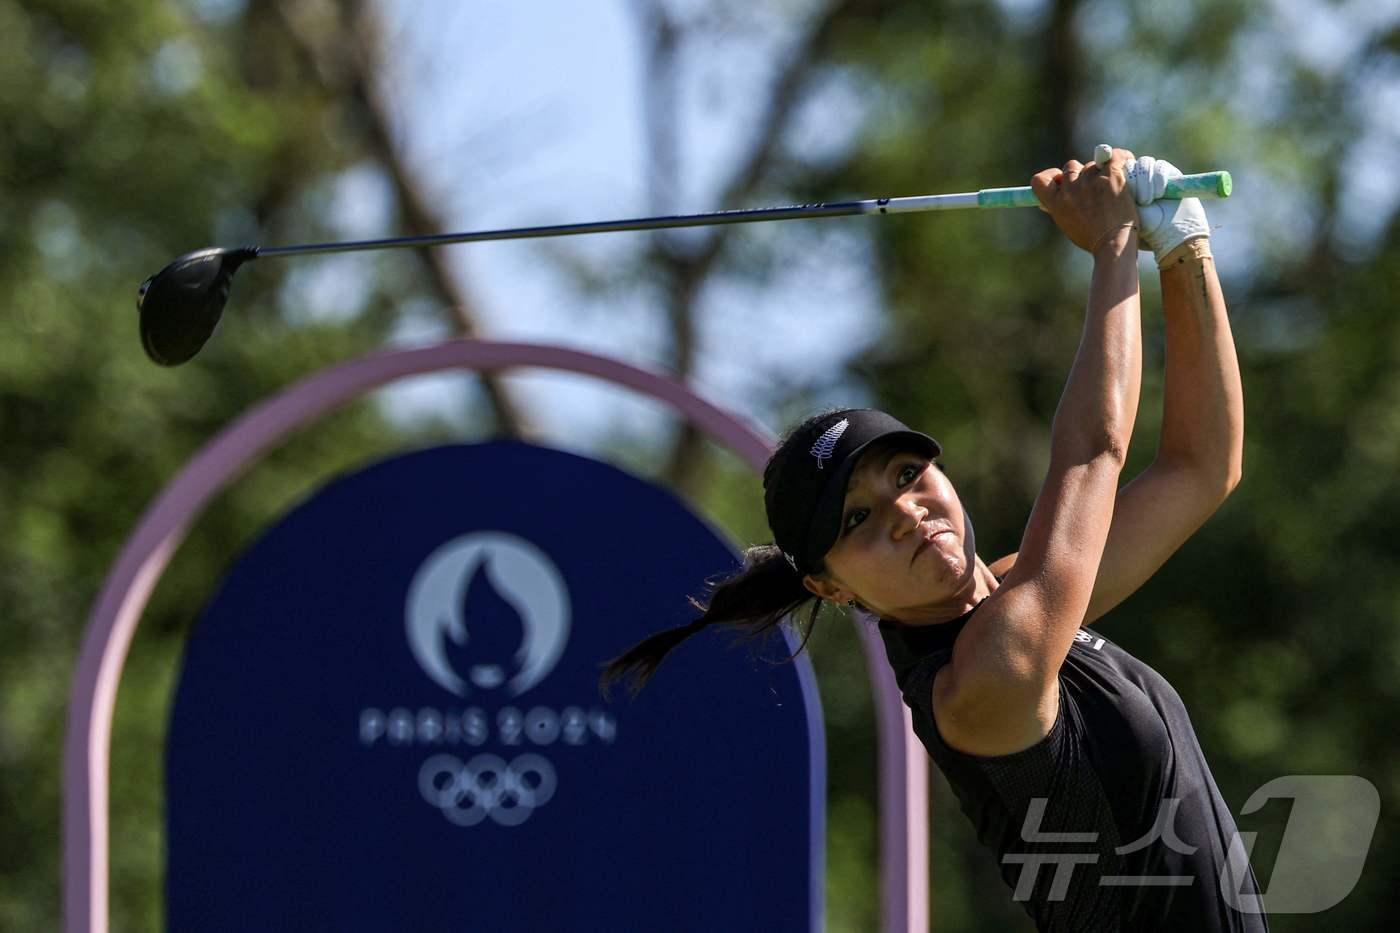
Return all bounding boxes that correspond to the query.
[764,409,940,575]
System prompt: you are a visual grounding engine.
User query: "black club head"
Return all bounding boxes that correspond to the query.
[137,247,258,366]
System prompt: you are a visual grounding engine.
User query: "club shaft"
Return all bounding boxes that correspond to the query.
[256,196,964,259]
[254,171,1230,259]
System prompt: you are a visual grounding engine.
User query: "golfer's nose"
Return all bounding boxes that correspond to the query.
[892,496,926,538]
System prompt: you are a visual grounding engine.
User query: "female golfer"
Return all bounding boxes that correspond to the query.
[602,147,1262,930]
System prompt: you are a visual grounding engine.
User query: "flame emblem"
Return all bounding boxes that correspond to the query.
[405,533,570,697]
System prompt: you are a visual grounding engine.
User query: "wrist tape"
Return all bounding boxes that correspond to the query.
[1158,236,1212,269]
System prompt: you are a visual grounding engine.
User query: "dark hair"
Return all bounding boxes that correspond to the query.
[596,543,826,700]
[597,411,847,700]
[596,409,943,700]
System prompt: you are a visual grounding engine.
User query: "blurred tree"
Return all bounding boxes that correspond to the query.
[0,0,521,928]
[6,0,1399,930]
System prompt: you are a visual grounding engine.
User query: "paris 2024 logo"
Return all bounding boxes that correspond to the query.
[359,533,618,828]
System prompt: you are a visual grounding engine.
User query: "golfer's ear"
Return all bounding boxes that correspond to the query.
[802,573,849,603]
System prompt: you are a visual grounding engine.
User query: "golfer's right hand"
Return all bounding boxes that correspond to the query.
[1031,147,1139,254]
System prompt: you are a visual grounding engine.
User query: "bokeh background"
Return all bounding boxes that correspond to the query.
[4,0,1398,929]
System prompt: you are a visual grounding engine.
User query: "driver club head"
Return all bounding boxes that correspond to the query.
[137,247,257,366]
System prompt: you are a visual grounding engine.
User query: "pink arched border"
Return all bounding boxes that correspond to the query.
[63,339,927,932]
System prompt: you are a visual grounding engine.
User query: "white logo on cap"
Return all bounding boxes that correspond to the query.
[810,418,849,469]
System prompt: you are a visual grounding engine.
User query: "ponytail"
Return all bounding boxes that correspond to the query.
[597,544,826,700]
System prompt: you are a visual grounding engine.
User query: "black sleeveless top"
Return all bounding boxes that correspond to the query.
[878,601,1270,932]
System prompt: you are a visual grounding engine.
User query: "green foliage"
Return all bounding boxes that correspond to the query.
[0,1,449,928]
[5,0,1398,930]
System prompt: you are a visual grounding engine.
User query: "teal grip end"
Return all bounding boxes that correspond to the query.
[1165,171,1231,200]
[978,187,1041,209]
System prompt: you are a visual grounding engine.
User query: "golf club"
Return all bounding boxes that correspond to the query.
[137,167,1231,366]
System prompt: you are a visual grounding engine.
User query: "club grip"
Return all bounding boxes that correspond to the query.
[1165,171,1232,200]
[978,170,1233,210]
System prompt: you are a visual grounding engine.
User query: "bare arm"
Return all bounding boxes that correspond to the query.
[985,230,1143,672]
[1153,240,1243,485]
[988,239,1244,624]
[1080,239,1242,621]
[937,150,1144,743]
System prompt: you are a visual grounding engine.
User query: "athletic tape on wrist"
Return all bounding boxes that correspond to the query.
[1158,236,1212,269]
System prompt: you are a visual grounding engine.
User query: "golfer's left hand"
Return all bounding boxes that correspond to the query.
[1126,155,1210,266]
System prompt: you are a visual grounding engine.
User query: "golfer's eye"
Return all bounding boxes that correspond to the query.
[843,508,869,534]
[897,463,923,486]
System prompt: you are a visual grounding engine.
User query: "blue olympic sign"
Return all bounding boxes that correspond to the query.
[165,440,823,931]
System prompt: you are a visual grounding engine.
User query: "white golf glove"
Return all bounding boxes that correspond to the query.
[1125,156,1210,266]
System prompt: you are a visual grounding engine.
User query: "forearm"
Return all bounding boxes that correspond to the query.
[1050,227,1144,465]
[1155,239,1243,490]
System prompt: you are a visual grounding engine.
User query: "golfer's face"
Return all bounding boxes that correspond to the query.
[821,446,977,619]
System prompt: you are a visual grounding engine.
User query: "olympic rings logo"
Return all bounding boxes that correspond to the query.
[418,753,557,827]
